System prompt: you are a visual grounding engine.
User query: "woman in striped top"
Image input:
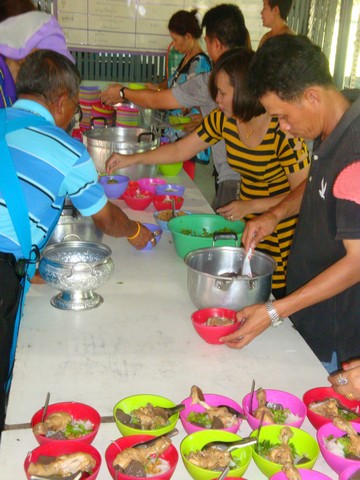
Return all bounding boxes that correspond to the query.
[106,48,310,298]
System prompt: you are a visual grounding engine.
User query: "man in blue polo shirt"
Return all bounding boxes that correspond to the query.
[0,49,153,433]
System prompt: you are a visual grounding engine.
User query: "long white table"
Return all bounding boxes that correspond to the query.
[0,171,335,479]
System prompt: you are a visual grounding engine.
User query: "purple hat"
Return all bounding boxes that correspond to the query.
[0,11,74,63]
[333,161,360,205]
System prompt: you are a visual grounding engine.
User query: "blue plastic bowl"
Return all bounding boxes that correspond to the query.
[153,210,192,232]
[142,223,163,250]
[99,175,129,199]
[155,183,186,197]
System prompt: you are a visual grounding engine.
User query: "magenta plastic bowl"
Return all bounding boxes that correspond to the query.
[142,223,163,251]
[24,440,101,479]
[138,177,167,195]
[99,175,129,199]
[191,308,241,345]
[155,183,186,197]
[270,469,332,479]
[180,392,243,434]
[303,386,360,430]
[31,401,101,445]
[340,464,360,480]
[153,194,184,211]
[242,388,306,429]
[105,434,179,480]
[317,420,360,474]
[122,189,154,210]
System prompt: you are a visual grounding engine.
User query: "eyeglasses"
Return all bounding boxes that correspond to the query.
[68,96,83,122]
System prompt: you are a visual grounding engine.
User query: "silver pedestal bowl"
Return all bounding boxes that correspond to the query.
[39,241,114,310]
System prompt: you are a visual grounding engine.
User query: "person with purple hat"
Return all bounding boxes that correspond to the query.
[0,10,74,108]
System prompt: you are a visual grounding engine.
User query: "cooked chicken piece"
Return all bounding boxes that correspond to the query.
[269,427,294,465]
[282,462,301,480]
[187,447,232,470]
[253,388,274,423]
[28,452,95,477]
[333,415,360,457]
[131,404,168,429]
[309,398,339,418]
[113,437,171,470]
[33,411,72,436]
[190,385,237,428]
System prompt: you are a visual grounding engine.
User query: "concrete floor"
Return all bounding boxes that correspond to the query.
[193,157,216,207]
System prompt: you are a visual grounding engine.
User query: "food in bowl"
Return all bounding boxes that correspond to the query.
[191,308,241,345]
[113,394,180,437]
[309,397,360,421]
[33,411,94,440]
[324,416,360,459]
[112,436,173,477]
[157,210,188,222]
[180,430,252,480]
[105,434,179,480]
[31,401,100,444]
[242,388,306,429]
[24,440,101,479]
[183,386,240,431]
[303,386,360,430]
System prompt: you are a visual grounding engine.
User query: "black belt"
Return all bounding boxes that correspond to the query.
[0,251,16,267]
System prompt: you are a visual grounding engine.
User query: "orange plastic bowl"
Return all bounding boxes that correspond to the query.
[302,386,360,430]
[122,189,154,210]
[24,440,101,479]
[105,434,178,480]
[191,308,241,345]
[153,194,184,211]
[31,401,100,445]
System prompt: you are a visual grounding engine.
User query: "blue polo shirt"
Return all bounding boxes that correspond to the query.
[1,99,107,258]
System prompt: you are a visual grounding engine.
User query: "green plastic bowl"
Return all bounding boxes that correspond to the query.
[180,430,252,480]
[250,424,320,478]
[113,394,179,437]
[159,162,183,177]
[168,214,245,258]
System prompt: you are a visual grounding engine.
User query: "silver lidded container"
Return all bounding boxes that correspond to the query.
[39,241,114,310]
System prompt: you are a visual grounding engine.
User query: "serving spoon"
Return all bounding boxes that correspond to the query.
[201,435,257,452]
[132,427,179,449]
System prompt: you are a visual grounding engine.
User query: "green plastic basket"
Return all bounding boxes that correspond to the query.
[168,213,245,258]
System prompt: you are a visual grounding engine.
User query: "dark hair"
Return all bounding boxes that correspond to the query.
[168,9,202,39]
[0,0,35,22]
[209,48,265,122]
[202,4,249,49]
[268,0,293,20]
[16,49,81,103]
[247,35,334,101]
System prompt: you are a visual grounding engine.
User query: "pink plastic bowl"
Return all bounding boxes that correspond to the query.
[317,420,360,474]
[31,401,100,445]
[105,434,179,480]
[138,177,167,195]
[191,308,241,345]
[270,469,332,479]
[340,464,360,480]
[242,388,306,430]
[122,189,154,210]
[24,440,101,479]
[180,392,243,434]
[153,194,184,211]
[303,386,360,430]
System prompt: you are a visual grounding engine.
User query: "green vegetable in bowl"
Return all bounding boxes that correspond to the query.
[186,411,212,428]
[180,227,234,238]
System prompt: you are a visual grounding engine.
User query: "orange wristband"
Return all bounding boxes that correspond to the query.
[127,222,141,240]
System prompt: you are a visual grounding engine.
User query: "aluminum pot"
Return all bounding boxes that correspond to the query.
[39,241,114,311]
[83,125,160,179]
[184,246,276,310]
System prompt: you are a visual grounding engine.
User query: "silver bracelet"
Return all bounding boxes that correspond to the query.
[265,300,283,327]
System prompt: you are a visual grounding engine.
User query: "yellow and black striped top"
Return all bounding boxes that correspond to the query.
[196,109,310,291]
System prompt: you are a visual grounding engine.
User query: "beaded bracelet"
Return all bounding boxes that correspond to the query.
[127,222,141,240]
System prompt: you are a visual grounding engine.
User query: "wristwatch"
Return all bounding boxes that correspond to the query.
[265,300,283,327]
[119,86,127,100]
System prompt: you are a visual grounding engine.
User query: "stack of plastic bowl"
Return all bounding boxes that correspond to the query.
[91,103,115,128]
[79,85,101,131]
[116,103,140,127]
